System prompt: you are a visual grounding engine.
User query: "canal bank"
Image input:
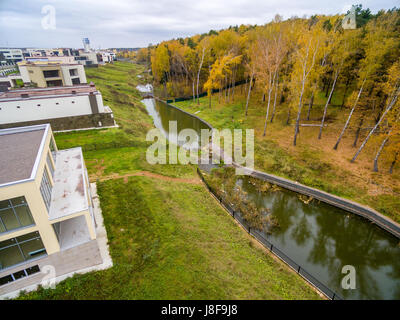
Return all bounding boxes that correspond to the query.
[139,87,400,300]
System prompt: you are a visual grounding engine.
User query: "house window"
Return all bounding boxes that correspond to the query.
[43,70,59,78]
[0,197,34,234]
[40,168,52,211]
[0,232,46,270]
[46,153,55,177]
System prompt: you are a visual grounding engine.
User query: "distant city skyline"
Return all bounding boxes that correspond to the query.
[0,0,398,49]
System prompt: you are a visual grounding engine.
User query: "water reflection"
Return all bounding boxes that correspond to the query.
[237,177,400,300]
[141,98,209,149]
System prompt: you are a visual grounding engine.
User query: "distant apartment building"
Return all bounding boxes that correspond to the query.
[0,84,116,131]
[25,48,72,58]
[72,50,99,66]
[17,60,87,87]
[0,124,103,295]
[0,49,24,65]
[97,51,115,64]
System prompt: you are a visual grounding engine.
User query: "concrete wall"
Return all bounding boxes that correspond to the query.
[17,63,87,87]
[60,65,87,85]
[0,94,103,124]
[18,65,30,84]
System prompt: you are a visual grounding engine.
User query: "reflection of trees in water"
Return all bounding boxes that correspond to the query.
[307,205,400,299]
[234,176,400,300]
[154,100,208,145]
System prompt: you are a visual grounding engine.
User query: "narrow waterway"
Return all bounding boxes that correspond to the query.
[139,92,400,300]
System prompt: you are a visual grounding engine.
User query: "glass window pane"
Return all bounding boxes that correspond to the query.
[13,270,26,280]
[0,200,10,210]
[0,208,19,230]
[0,245,24,270]
[10,197,25,207]
[26,265,40,275]
[16,231,40,243]
[0,275,13,286]
[19,238,46,260]
[14,206,34,227]
[0,221,5,233]
[0,238,16,250]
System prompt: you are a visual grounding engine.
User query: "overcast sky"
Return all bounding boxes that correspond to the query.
[0,0,398,49]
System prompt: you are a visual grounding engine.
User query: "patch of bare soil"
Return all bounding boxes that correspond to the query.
[91,170,202,185]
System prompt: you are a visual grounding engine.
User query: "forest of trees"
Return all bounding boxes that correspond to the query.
[133,6,400,173]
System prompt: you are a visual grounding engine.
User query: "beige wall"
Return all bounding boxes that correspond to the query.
[0,126,96,263]
[17,63,87,88]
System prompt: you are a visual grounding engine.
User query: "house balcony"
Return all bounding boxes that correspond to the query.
[48,147,96,250]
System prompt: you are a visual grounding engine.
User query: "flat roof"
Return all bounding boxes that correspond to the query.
[49,147,88,220]
[0,84,97,102]
[0,124,49,185]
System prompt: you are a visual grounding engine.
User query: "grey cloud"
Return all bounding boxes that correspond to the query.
[0,0,398,48]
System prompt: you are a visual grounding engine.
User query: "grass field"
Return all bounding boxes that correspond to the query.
[17,61,320,300]
[174,85,400,223]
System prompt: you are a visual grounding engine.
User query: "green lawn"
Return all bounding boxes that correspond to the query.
[16,61,320,300]
[18,176,320,299]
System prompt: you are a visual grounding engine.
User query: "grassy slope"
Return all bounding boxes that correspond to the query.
[17,62,319,300]
[174,86,400,223]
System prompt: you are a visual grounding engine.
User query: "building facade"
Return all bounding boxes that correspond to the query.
[18,61,87,87]
[0,84,115,130]
[0,49,24,65]
[0,124,96,287]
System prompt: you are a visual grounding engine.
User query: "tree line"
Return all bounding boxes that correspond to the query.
[133,6,400,173]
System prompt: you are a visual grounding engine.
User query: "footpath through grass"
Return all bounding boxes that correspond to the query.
[17,62,320,299]
[174,89,400,223]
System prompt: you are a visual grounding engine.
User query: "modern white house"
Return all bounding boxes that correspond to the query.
[0,124,110,297]
[0,84,116,131]
[0,49,24,65]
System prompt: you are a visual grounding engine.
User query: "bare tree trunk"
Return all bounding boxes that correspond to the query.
[263,72,276,136]
[389,151,399,174]
[333,80,365,150]
[341,78,351,109]
[192,79,195,103]
[373,135,390,172]
[270,73,279,123]
[294,81,306,146]
[245,72,254,117]
[196,47,205,105]
[353,114,364,147]
[351,87,399,162]
[306,92,314,121]
[286,108,291,125]
[325,77,331,97]
[318,68,339,139]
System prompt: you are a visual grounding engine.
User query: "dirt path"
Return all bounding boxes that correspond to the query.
[91,170,202,185]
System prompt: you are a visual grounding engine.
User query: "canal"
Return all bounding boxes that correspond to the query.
[140,93,400,300]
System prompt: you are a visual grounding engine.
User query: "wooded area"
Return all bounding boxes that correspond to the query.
[124,6,400,173]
